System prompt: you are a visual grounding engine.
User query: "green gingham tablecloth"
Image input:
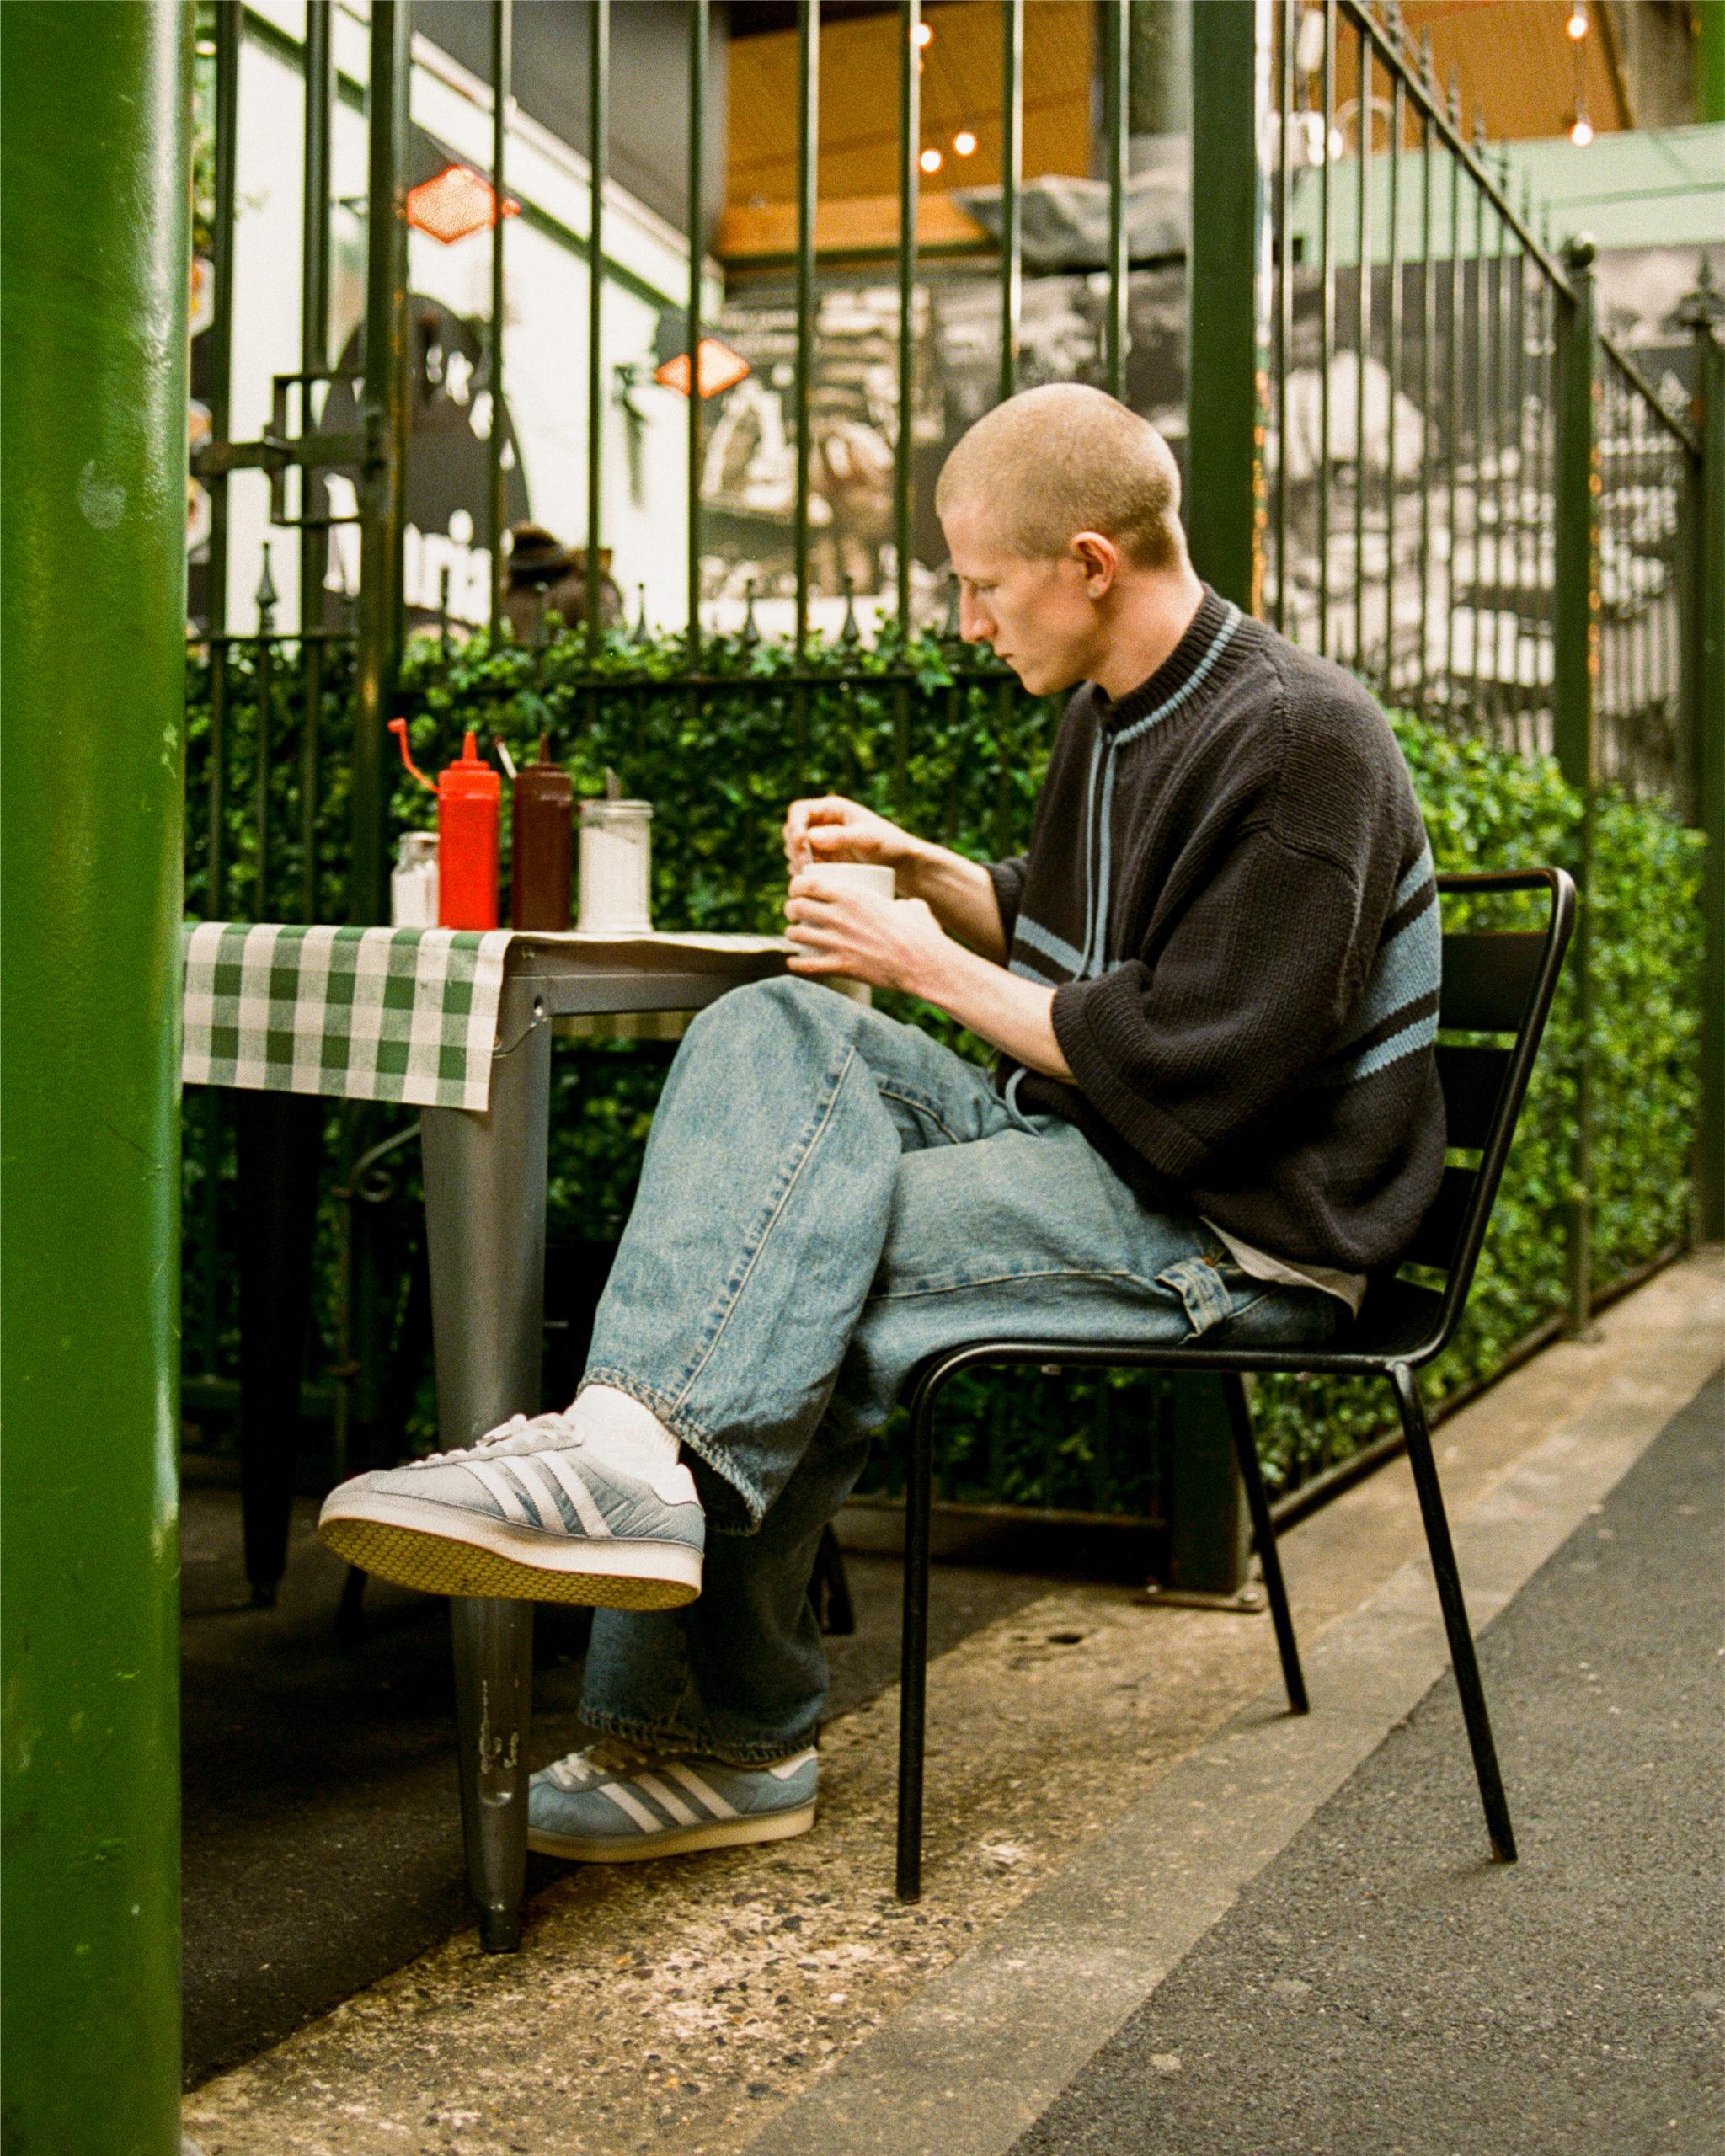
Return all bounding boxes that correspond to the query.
[181,923,514,1113]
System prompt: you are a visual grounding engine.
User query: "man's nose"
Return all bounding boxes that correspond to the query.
[958,591,991,643]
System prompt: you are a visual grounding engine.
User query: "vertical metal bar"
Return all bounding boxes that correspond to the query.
[1489,179,1509,738]
[1105,0,1130,402]
[1187,0,1272,612]
[1418,98,1434,711]
[489,0,511,638]
[254,589,275,920]
[206,0,242,918]
[1535,270,1554,759]
[895,0,921,637]
[1318,0,1335,655]
[351,0,410,928]
[794,0,819,654]
[1445,79,1462,715]
[1470,125,1487,728]
[585,0,608,653]
[1553,237,1598,1331]
[1507,230,1525,749]
[299,0,332,924]
[999,0,1023,403]
[687,0,708,665]
[1272,0,1292,632]
[1386,62,1403,694]
[1353,24,1371,673]
[1691,310,1725,1237]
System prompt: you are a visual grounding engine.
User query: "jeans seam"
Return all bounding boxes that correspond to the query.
[874,1081,973,1148]
[579,1368,772,1524]
[868,1262,1168,1304]
[669,1043,859,1415]
[580,1705,820,1768]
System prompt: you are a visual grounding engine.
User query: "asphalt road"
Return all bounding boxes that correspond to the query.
[1011,1370,1724,2156]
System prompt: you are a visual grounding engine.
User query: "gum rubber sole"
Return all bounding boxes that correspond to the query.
[319,1513,701,1610]
[527,1801,817,1864]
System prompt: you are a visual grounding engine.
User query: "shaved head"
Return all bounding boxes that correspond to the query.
[936,384,1187,572]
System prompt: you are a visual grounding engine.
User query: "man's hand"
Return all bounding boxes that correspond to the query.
[782,792,1009,962]
[782,794,919,875]
[783,870,948,995]
[783,868,1074,1082]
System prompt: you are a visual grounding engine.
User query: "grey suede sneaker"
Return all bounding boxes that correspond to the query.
[318,1409,704,1609]
[527,1737,819,1862]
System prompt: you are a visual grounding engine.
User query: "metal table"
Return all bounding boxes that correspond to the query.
[184,924,789,1951]
[416,931,788,1950]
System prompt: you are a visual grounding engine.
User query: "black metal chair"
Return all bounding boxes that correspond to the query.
[893,868,1577,1901]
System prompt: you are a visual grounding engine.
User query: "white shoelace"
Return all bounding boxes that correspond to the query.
[410,1407,587,1471]
[542,1737,663,1791]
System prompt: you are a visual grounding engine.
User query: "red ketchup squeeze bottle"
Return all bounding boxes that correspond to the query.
[390,720,500,930]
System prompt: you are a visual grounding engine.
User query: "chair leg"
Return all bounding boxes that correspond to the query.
[809,1521,856,1636]
[895,1373,937,1903]
[1222,1374,1307,1716]
[1391,1363,1517,1863]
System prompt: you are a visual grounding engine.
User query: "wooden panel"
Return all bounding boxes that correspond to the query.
[1439,931,1546,1034]
[718,191,989,264]
[726,0,1094,215]
[1401,1163,1480,1273]
[1435,1042,1512,1150]
[1397,3,1629,144]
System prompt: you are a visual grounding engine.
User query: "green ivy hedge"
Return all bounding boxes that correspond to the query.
[182,627,1704,1504]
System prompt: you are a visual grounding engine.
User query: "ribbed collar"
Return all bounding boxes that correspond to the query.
[1088,582,1240,739]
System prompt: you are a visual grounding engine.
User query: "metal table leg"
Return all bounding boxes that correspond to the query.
[419,979,551,1953]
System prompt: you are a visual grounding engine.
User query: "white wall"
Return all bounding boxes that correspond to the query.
[215,0,716,634]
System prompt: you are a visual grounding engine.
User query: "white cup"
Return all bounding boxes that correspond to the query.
[789,857,895,1003]
[802,859,895,903]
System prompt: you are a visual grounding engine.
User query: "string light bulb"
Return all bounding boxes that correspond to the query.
[953,130,977,157]
[914,19,932,46]
[920,146,943,174]
[1569,110,1594,146]
[1567,3,1588,38]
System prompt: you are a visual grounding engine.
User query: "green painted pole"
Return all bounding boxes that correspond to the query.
[1173,0,1267,1594]
[1186,0,1270,611]
[0,5,190,2148]
[1553,237,1598,1331]
[1689,301,1725,1237]
[351,0,409,929]
[1699,0,1725,125]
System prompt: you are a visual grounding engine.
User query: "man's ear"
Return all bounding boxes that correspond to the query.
[1071,530,1119,598]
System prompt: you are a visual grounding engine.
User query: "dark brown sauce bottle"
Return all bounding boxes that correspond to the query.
[510,734,574,931]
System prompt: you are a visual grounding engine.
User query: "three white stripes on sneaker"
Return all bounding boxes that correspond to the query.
[462,1454,612,1537]
[590,1753,814,1836]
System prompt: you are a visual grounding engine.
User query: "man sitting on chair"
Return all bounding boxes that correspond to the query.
[320,384,1443,1865]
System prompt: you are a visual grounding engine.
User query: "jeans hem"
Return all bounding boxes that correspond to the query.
[579,1367,772,1529]
[579,1705,820,1769]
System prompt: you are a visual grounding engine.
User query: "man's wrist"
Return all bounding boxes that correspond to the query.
[891,831,942,899]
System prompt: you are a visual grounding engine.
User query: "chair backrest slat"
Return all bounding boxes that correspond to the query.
[1434,1043,1512,1152]
[1400,1162,1479,1273]
[1380,873,1574,1361]
[1439,931,1546,1033]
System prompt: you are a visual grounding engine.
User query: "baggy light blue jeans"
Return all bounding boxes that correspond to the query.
[577,975,1336,1762]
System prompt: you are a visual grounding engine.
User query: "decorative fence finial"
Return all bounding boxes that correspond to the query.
[839,570,861,650]
[254,545,278,632]
[632,582,651,645]
[740,578,761,652]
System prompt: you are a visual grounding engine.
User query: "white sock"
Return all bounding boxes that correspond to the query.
[571,1383,682,1487]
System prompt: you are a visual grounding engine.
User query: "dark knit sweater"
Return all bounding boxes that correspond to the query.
[988,584,1445,1274]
